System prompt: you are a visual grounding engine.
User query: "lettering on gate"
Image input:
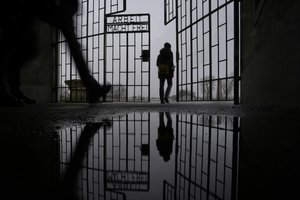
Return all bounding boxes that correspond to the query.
[106,14,149,33]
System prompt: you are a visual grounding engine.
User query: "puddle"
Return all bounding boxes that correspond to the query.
[58,113,239,200]
[2,111,300,200]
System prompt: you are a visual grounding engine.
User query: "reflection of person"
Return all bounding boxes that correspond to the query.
[0,0,111,107]
[156,112,174,162]
[156,42,175,104]
[61,121,111,200]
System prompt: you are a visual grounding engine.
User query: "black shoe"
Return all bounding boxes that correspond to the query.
[87,83,111,104]
[0,95,25,107]
[160,100,165,104]
[164,98,169,103]
[16,94,36,104]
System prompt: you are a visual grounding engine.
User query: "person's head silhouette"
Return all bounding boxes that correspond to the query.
[164,42,171,49]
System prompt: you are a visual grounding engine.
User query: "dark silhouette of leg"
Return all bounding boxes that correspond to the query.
[164,77,173,103]
[7,61,36,104]
[57,16,111,103]
[60,120,112,200]
[166,112,172,128]
[159,112,166,128]
[159,77,166,104]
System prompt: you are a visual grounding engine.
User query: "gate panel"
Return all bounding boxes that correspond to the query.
[56,0,108,102]
[56,0,150,103]
[105,14,151,102]
[165,0,240,103]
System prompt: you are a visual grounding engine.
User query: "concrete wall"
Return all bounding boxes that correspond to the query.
[241,0,300,107]
[20,20,55,103]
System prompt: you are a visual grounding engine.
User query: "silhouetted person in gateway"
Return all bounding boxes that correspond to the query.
[156,112,174,162]
[0,0,111,107]
[156,42,175,104]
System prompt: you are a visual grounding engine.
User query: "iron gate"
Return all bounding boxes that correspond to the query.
[165,0,240,103]
[56,0,150,102]
[105,14,151,102]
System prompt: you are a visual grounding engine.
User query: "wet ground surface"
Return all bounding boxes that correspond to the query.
[0,102,300,200]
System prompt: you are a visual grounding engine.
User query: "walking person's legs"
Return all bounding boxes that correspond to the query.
[60,17,111,104]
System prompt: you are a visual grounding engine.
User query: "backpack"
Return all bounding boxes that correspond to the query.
[157,54,170,75]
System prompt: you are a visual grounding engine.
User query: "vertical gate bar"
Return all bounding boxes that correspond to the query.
[55,28,59,102]
[134,32,136,102]
[202,1,205,101]
[207,116,212,200]
[126,115,129,170]
[86,0,90,102]
[119,33,122,101]
[138,33,140,102]
[126,33,129,102]
[104,13,107,102]
[188,115,193,200]
[231,117,239,200]
[209,0,213,101]
[217,1,220,100]
[185,1,188,101]
[123,0,127,11]
[223,117,228,199]
[103,123,108,197]
[189,0,193,101]
[148,15,151,102]
[196,0,199,101]
[112,33,115,101]
[164,0,167,25]
[176,0,179,102]
[234,0,240,104]
[225,3,229,101]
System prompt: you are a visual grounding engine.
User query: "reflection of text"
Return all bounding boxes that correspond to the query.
[106,15,150,33]
[106,170,148,190]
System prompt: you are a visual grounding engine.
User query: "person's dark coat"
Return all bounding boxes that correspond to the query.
[156,47,174,78]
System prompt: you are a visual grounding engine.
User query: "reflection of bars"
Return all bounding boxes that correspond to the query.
[164,114,239,200]
[106,113,150,190]
[58,113,150,199]
[164,0,240,103]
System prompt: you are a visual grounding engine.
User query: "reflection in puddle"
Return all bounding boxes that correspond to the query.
[58,113,239,200]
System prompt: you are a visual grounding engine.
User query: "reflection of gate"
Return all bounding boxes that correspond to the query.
[105,14,151,102]
[58,113,150,199]
[164,114,239,200]
[164,0,240,103]
[56,0,150,102]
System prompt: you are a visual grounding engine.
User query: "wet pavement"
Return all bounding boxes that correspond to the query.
[0,102,300,200]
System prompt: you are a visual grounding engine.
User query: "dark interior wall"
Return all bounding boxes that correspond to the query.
[241,0,300,107]
[20,20,55,103]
